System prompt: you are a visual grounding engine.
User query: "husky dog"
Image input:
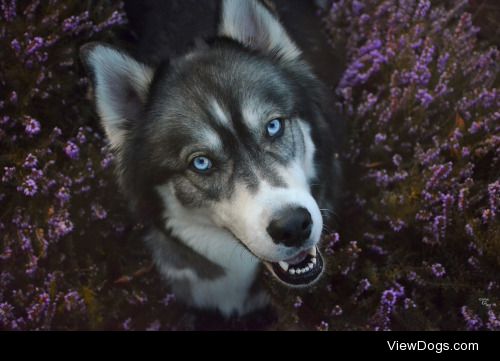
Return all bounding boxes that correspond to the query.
[80,0,342,318]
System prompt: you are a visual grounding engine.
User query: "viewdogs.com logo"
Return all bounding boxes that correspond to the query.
[387,341,479,353]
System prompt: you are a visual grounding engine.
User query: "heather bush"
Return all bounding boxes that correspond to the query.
[0,0,498,330]
[0,0,181,331]
[311,0,499,330]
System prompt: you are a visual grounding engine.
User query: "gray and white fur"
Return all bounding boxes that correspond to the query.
[81,0,343,318]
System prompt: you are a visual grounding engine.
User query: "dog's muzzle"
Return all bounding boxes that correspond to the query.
[260,206,324,287]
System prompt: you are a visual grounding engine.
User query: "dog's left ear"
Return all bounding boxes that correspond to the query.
[219,0,301,62]
[80,42,153,151]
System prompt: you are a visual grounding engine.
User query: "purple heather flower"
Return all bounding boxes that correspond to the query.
[10,39,21,55]
[25,254,39,276]
[23,153,38,169]
[461,146,470,158]
[487,282,497,291]
[467,256,479,269]
[432,215,447,242]
[431,263,446,278]
[393,282,405,297]
[464,224,474,238]
[49,212,74,239]
[486,310,500,331]
[100,152,114,169]
[357,92,378,115]
[458,188,468,212]
[359,13,370,24]
[331,305,343,316]
[0,302,15,327]
[482,208,492,224]
[160,293,176,307]
[293,296,303,309]
[392,154,402,167]
[91,203,107,220]
[26,291,51,323]
[407,271,417,282]
[25,117,41,136]
[440,192,454,218]
[51,126,62,138]
[359,278,371,292]
[17,177,38,197]
[359,39,382,57]
[369,244,387,255]
[416,89,433,108]
[414,0,430,20]
[1,0,16,22]
[0,245,12,261]
[468,121,482,134]
[0,115,10,125]
[389,218,406,232]
[19,233,32,251]
[76,128,87,144]
[487,181,499,217]
[325,232,340,255]
[146,320,161,331]
[374,133,386,144]
[317,321,329,331]
[64,141,80,160]
[25,36,45,55]
[426,162,452,190]
[62,11,90,33]
[437,52,450,73]
[55,187,70,204]
[9,91,18,104]
[63,291,85,312]
[122,318,132,331]
[404,298,417,310]
[461,306,482,331]
[0,272,13,288]
[2,166,15,183]
[351,0,364,16]
[381,289,398,308]
[93,10,127,33]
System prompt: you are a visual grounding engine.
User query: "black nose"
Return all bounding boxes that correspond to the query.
[267,207,312,247]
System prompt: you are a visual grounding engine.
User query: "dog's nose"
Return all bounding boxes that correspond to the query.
[267,207,312,247]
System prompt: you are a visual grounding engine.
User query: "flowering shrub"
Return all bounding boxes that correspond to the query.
[306,0,499,330]
[1,0,498,330]
[0,0,183,331]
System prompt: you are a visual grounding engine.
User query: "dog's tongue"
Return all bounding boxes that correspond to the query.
[284,251,309,265]
[265,246,324,287]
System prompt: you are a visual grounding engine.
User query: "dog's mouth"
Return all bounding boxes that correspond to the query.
[263,246,324,287]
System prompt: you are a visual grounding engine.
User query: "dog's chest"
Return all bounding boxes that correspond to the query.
[160,218,269,316]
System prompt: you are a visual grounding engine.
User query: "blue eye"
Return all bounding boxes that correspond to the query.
[191,156,212,172]
[266,118,283,138]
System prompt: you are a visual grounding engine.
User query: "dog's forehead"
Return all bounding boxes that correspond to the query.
[142,47,304,169]
[153,48,296,129]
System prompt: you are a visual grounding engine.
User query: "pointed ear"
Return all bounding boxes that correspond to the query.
[219,0,301,61]
[80,42,153,150]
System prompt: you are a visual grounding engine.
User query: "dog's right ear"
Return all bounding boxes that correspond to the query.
[219,0,301,62]
[80,42,153,150]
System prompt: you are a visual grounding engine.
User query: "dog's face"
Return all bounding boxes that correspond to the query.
[81,0,326,287]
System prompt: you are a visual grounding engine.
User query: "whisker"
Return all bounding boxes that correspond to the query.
[322,224,333,233]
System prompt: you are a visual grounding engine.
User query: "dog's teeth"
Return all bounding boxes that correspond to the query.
[279,261,289,271]
[308,262,313,268]
[296,269,302,274]
[289,268,296,275]
[309,247,317,257]
[311,257,317,264]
